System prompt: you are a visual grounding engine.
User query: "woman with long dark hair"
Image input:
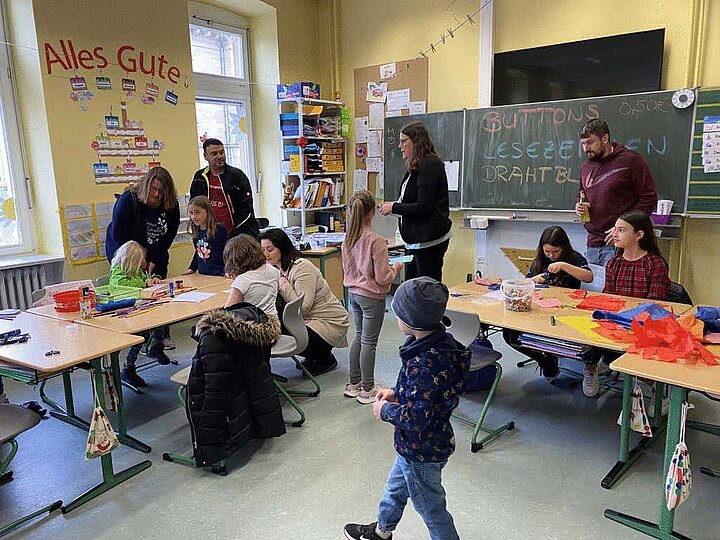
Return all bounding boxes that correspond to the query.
[259,228,349,376]
[379,122,452,282]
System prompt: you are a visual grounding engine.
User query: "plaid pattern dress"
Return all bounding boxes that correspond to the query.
[603,252,670,300]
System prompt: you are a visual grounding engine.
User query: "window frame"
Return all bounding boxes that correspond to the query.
[0,2,34,256]
[189,7,257,191]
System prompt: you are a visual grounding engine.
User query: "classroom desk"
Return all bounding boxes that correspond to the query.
[605,353,720,539]
[0,312,148,514]
[301,246,345,305]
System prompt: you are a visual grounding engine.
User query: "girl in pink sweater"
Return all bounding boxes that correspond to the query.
[342,190,403,404]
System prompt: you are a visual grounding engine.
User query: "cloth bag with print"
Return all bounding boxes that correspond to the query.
[85,372,120,460]
[617,377,652,437]
[665,402,694,510]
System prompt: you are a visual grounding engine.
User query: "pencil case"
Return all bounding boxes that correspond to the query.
[95,298,137,312]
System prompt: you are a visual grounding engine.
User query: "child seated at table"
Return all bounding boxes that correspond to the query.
[182,195,228,277]
[111,241,168,387]
[503,226,593,387]
[224,235,280,320]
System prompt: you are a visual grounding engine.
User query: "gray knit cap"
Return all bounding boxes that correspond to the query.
[391,277,449,331]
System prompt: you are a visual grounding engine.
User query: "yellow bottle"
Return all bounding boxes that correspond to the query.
[579,190,590,223]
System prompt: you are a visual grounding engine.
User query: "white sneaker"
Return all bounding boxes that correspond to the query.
[582,364,600,397]
[357,384,382,404]
[0,392,8,405]
[163,337,176,350]
[344,382,361,398]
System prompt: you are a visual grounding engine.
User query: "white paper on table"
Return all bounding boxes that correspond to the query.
[366,158,382,173]
[444,161,460,191]
[385,109,403,118]
[379,62,396,80]
[368,103,385,131]
[171,292,217,303]
[386,89,410,111]
[353,169,368,192]
[408,101,426,115]
[368,131,382,157]
[355,116,369,143]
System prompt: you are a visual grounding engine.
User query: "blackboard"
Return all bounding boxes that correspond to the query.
[687,87,720,215]
[383,111,464,208]
[462,90,693,212]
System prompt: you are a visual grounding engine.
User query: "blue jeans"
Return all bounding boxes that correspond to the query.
[586,245,616,266]
[377,454,459,540]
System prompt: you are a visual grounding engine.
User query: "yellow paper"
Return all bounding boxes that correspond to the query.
[556,315,615,345]
[290,155,300,173]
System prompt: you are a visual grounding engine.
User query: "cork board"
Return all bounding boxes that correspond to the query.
[352,57,428,197]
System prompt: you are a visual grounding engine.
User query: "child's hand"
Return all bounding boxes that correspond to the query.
[392,262,403,273]
[547,262,565,274]
[181,269,194,275]
[146,277,161,286]
[530,274,546,284]
[376,388,395,402]
[373,399,387,420]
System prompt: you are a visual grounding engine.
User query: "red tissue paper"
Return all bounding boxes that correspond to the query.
[576,294,627,312]
[627,312,720,365]
[593,321,634,344]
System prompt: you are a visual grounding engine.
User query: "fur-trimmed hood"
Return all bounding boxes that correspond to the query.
[195,304,280,347]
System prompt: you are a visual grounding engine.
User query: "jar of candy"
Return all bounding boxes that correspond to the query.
[500,278,534,312]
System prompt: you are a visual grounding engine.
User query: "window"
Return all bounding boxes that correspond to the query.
[189,8,256,188]
[0,4,32,253]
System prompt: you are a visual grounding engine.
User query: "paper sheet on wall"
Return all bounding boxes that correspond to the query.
[408,101,426,115]
[366,82,387,103]
[386,89,410,111]
[379,62,396,80]
[368,131,382,157]
[355,117,369,143]
[353,169,368,192]
[444,161,460,191]
[366,158,382,173]
[368,103,385,131]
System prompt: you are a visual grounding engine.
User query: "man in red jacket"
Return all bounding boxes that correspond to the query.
[575,119,658,265]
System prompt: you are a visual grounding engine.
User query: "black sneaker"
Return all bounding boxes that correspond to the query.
[121,366,147,387]
[148,347,171,365]
[538,355,559,383]
[308,356,338,376]
[344,522,392,540]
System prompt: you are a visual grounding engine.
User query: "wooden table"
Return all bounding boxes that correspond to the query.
[163,273,231,291]
[0,312,149,514]
[605,353,720,539]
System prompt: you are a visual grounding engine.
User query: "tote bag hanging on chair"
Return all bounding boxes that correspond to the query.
[85,370,121,460]
[665,401,694,510]
[616,377,652,437]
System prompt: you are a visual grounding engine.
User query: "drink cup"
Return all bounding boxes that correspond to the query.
[657,200,673,215]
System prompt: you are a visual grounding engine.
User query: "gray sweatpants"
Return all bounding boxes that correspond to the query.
[348,292,387,390]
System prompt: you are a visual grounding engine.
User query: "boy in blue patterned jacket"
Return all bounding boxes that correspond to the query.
[344,277,470,540]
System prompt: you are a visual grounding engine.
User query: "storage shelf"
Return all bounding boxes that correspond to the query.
[281,136,344,142]
[279,97,344,106]
[282,204,346,212]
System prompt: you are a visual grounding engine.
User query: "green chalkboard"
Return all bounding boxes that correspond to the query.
[383,111,464,208]
[463,90,693,212]
[687,87,720,215]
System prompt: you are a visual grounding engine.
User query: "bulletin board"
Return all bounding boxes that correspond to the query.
[352,57,428,198]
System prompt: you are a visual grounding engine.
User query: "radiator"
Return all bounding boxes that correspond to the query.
[0,265,47,310]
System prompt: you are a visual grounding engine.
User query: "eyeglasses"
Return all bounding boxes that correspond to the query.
[399,137,411,146]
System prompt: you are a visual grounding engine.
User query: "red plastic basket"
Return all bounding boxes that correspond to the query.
[53,289,96,312]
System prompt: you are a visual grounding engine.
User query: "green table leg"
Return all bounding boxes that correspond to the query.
[62,359,151,514]
[0,500,63,537]
[604,385,689,539]
[602,375,664,489]
[109,351,151,454]
[48,371,91,431]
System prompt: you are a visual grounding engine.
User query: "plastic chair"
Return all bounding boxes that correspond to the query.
[161,366,227,475]
[444,309,515,452]
[270,294,320,427]
[0,405,63,536]
[94,274,109,287]
[581,263,606,293]
[30,280,94,307]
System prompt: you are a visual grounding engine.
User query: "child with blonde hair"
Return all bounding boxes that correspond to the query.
[182,195,228,276]
[342,190,402,404]
[224,235,280,319]
[110,241,167,387]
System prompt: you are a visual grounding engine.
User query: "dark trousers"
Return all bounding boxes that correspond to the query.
[405,240,450,283]
[299,326,336,369]
[125,328,164,367]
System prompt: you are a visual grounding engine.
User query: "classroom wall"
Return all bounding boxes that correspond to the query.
[336,0,480,287]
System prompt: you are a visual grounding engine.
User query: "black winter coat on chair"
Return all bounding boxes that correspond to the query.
[187,303,285,467]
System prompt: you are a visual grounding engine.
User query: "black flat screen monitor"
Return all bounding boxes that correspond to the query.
[493,29,665,106]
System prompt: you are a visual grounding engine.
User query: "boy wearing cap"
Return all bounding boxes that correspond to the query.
[344,277,470,540]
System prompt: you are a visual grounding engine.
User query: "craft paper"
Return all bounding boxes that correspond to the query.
[366,82,387,103]
[368,103,385,131]
[576,294,626,312]
[534,297,562,309]
[386,89,410,111]
[444,161,460,191]
[556,315,615,345]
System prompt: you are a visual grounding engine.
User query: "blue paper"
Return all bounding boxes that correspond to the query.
[592,302,673,329]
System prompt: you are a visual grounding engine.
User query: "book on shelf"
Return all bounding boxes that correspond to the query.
[287,176,344,209]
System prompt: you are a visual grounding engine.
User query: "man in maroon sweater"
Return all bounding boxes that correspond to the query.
[575,119,658,265]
